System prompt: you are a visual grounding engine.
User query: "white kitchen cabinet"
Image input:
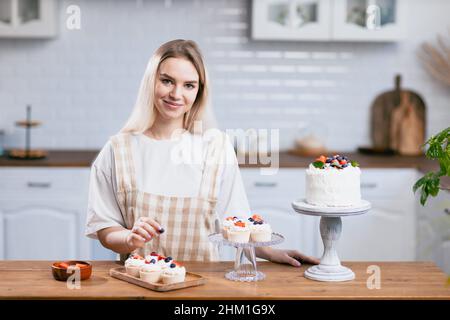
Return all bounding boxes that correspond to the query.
[0,167,114,260]
[0,0,57,38]
[252,0,332,41]
[239,167,418,262]
[417,189,450,274]
[251,0,406,42]
[331,0,407,41]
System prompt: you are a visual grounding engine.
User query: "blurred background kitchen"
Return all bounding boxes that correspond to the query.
[0,0,449,273]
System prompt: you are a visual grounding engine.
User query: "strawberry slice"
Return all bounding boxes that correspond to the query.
[315,155,327,163]
[234,221,246,227]
[75,263,89,269]
[59,262,69,269]
[252,214,263,221]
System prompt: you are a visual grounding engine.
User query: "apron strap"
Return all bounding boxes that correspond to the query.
[198,131,226,200]
[110,133,137,192]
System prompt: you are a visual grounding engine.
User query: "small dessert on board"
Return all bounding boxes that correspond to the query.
[161,262,187,284]
[124,254,145,277]
[110,252,205,292]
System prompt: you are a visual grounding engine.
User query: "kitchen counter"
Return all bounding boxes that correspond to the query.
[1,261,449,300]
[0,150,439,173]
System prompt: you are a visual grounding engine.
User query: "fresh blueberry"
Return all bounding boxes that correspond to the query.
[165,257,172,262]
[170,263,176,268]
[249,217,254,222]
[158,227,165,234]
[253,221,258,225]
[337,156,343,161]
[150,259,156,264]
[326,158,332,163]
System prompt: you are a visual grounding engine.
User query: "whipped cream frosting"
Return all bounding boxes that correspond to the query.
[125,258,145,267]
[140,263,162,272]
[162,266,186,276]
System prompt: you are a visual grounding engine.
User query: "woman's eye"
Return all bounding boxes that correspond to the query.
[185,84,195,89]
[161,79,172,85]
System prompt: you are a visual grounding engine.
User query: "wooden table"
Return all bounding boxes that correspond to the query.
[0,261,449,300]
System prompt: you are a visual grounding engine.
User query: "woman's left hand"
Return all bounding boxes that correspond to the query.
[257,247,320,267]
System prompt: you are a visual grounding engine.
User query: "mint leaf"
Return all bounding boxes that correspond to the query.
[312,161,325,169]
[413,176,427,193]
[350,160,359,167]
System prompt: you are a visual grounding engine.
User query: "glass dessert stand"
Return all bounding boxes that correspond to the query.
[208,233,284,282]
[292,199,371,282]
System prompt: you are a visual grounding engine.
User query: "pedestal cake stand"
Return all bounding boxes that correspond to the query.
[209,233,284,282]
[292,199,371,282]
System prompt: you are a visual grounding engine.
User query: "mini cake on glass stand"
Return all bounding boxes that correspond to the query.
[209,232,284,282]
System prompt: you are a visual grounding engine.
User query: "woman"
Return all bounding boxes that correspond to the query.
[85,39,319,266]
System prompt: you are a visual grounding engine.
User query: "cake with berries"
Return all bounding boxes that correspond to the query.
[139,258,163,283]
[124,254,146,277]
[305,155,361,207]
[248,214,272,242]
[227,219,251,243]
[161,262,186,284]
[222,216,239,239]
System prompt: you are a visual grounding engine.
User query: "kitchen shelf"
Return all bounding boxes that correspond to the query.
[0,0,57,38]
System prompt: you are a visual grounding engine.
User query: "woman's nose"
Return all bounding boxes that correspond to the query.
[169,85,182,100]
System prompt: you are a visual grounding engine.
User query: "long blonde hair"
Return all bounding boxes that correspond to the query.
[120,39,209,134]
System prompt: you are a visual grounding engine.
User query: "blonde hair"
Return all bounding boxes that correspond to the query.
[120,39,209,134]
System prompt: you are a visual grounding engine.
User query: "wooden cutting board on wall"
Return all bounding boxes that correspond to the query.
[370,74,426,155]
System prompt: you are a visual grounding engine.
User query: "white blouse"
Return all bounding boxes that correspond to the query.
[85,132,252,239]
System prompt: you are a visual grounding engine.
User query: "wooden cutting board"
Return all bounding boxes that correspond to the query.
[370,74,426,154]
[109,267,207,292]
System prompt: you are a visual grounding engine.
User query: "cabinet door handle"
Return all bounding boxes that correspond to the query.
[361,182,377,189]
[445,208,450,215]
[254,182,277,188]
[27,182,51,188]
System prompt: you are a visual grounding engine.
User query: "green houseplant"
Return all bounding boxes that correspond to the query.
[413,127,450,205]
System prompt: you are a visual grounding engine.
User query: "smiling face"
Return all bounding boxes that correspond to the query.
[153,57,200,124]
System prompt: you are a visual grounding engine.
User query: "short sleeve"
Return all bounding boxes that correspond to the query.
[85,141,126,240]
[215,135,252,220]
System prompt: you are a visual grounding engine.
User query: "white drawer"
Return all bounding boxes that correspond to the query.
[241,168,305,201]
[360,169,418,200]
[0,168,90,200]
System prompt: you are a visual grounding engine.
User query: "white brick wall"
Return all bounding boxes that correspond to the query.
[0,0,449,151]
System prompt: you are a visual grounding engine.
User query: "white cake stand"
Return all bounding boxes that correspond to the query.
[291,199,371,282]
[209,232,284,282]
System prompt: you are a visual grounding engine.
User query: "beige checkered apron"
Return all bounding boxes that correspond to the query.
[110,132,225,262]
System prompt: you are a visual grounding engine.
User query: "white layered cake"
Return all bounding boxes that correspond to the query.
[305,155,361,207]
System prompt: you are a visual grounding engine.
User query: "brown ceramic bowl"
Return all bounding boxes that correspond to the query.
[51,260,92,281]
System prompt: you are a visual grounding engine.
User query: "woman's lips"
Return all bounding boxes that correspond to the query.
[163,100,183,109]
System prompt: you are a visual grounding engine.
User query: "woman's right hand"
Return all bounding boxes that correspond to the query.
[125,217,162,250]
